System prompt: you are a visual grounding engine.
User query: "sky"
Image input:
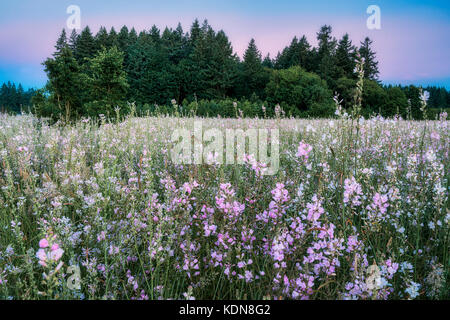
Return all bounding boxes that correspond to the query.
[0,0,449,89]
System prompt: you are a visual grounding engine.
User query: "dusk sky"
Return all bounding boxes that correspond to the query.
[0,0,449,89]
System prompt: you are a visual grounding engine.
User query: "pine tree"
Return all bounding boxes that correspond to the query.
[174,19,202,102]
[68,29,79,53]
[148,25,161,44]
[436,87,447,108]
[315,25,338,86]
[55,29,68,54]
[275,36,313,70]
[189,22,238,99]
[76,26,96,63]
[17,84,25,110]
[0,83,7,112]
[95,26,109,51]
[108,27,119,48]
[447,89,450,108]
[241,39,267,98]
[128,28,138,45]
[85,47,129,116]
[126,34,176,105]
[168,23,188,62]
[316,26,335,59]
[274,37,297,69]
[161,23,189,102]
[190,19,201,43]
[243,39,261,66]
[294,35,313,71]
[43,47,83,120]
[273,51,282,69]
[262,53,274,68]
[117,26,130,52]
[359,37,379,80]
[403,85,422,119]
[214,30,239,98]
[186,21,210,99]
[335,33,356,79]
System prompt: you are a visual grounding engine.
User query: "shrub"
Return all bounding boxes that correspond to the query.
[265,66,333,115]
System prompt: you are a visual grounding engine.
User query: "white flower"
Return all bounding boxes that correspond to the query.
[405,281,420,299]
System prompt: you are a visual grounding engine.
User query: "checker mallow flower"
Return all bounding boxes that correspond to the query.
[39,238,49,248]
[296,141,313,162]
[343,176,363,207]
[36,238,64,267]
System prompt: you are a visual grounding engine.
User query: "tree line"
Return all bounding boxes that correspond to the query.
[0,82,35,113]
[2,19,449,119]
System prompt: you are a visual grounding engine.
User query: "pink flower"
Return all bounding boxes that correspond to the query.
[430,131,440,140]
[36,249,47,262]
[37,239,64,267]
[245,270,253,282]
[39,238,49,248]
[343,177,362,206]
[306,195,324,222]
[296,141,313,161]
[49,248,64,261]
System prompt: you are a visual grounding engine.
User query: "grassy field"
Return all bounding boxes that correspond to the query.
[0,112,448,300]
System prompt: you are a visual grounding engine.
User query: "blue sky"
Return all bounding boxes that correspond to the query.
[0,0,449,89]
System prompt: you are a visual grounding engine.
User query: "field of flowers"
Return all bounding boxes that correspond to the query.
[0,111,448,300]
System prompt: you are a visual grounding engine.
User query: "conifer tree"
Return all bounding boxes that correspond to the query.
[262,53,274,68]
[68,29,79,53]
[189,22,238,99]
[294,35,313,71]
[43,47,83,120]
[117,26,130,52]
[95,26,109,51]
[55,29,68,54]
[76,26,96,63]
[359,37,379,80]
[128,27,138,45]
[315,25,338,87]
[242,39,267,98]
[188,19,201,53]
[84,46,129,116]
[108,27,119,48]
[335,33,356,79]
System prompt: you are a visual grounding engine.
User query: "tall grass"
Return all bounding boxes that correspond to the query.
[0,111,448,300]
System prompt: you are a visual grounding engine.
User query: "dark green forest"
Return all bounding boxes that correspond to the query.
[0,82,35,113]
[2,19,449,120]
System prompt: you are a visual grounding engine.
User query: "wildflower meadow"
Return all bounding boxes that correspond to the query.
[0,107,448,300]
